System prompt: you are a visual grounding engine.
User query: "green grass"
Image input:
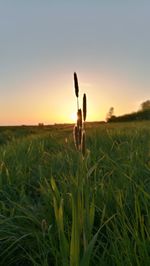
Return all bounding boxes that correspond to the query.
[0,121,150,265]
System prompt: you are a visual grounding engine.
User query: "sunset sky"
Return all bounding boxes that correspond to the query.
[0,1,150,125]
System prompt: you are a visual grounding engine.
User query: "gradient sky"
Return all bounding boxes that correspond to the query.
[0,0,150,125]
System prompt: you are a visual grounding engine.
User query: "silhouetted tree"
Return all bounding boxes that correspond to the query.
[141,100,150,110]
[106,107,114,122]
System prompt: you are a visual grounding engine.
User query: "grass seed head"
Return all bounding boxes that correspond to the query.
[83,93,87,122]
[41,219,48,233]
[77,109,82,128]
[74,72,79,98]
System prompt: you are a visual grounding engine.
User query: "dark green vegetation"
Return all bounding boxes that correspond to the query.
[0,122,150,265]
[107,99,150,123]
[108,109,150,122]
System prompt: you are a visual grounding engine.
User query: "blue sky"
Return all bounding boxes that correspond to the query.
[0,1,150,125]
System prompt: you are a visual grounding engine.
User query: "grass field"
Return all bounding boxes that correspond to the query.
[0,121,150,266]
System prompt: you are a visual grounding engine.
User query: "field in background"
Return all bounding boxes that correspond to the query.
[0,121,150,265]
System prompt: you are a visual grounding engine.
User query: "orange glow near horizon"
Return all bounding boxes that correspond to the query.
[0,70,143,126]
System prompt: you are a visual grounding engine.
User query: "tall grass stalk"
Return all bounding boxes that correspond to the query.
[71,72,97,265]
[73,73,87,156]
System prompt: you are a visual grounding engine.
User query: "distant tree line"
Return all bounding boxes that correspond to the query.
[107,100,150,122]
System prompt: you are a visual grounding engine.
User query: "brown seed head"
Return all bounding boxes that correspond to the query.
[77,109,82,128]
[41,219,48,233]
[83,93,87,122]
[74,72,79,98]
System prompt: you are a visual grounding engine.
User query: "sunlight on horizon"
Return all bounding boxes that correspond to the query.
[70,112,77,123]
[0,74,142,126]
[0,64,148,126]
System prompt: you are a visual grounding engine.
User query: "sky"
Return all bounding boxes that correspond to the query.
[0,0,150,125]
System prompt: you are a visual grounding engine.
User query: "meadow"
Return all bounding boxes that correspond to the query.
[0,121,150,266]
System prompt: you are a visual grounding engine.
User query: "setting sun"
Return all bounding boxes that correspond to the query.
[70,112,77,123]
